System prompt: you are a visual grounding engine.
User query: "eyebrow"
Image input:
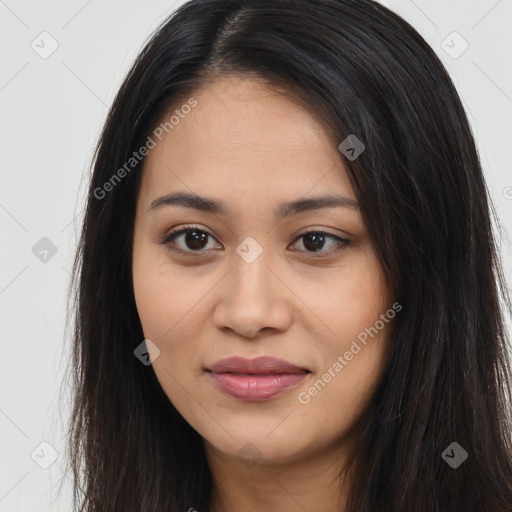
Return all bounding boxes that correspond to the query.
[148,191,359,220]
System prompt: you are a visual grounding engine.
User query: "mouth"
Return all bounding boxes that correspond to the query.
[205,356,311,401]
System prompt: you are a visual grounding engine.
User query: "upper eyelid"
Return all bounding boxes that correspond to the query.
[164,225,348,241]
[162,225,350,251]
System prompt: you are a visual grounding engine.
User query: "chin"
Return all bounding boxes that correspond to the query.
[199,418,319,467]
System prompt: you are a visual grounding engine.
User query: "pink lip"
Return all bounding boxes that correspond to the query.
[206,356,310,401]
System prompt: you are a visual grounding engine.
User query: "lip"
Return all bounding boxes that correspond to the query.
[206,356,311,401]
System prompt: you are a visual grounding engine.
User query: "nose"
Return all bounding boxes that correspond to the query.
[212,243,293,340]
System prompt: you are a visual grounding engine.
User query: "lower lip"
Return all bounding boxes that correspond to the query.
[208,372,308,401]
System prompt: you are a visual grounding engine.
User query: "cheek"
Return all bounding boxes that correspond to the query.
[132,251,206,413]
[296,316,391,452]
[302,247,389,344]
[298,249,390,415]
[132,243,216,406]
[132,241,203,343]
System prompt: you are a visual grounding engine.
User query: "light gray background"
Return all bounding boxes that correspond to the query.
[1,1,511,510]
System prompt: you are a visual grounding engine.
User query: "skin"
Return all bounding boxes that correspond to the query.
[132,74,393,512]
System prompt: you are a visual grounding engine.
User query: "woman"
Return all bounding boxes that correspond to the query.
[65,0,512,510]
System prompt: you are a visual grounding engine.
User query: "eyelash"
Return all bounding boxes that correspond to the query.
[159,224,351,258]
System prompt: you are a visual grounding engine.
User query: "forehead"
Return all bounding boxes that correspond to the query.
[140,75,355,208]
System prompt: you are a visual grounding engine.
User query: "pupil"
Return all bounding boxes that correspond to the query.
[303,233,325,252]
[185,230,208,250]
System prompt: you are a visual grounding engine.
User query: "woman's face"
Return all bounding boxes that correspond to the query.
[132,75,393,466]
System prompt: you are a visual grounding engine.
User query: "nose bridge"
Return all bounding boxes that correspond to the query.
[230,235,276,304]
[212,235,292,337]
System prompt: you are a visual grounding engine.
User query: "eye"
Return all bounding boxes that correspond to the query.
[159,225,351,257]
[289,230,351,257]
[159,225,221,256]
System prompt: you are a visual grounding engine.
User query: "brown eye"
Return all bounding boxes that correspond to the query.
[290,231,351,257]
[160,226,221,255]
[179,229,209,250]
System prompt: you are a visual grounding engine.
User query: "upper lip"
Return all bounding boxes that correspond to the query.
[206,356,310,375]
